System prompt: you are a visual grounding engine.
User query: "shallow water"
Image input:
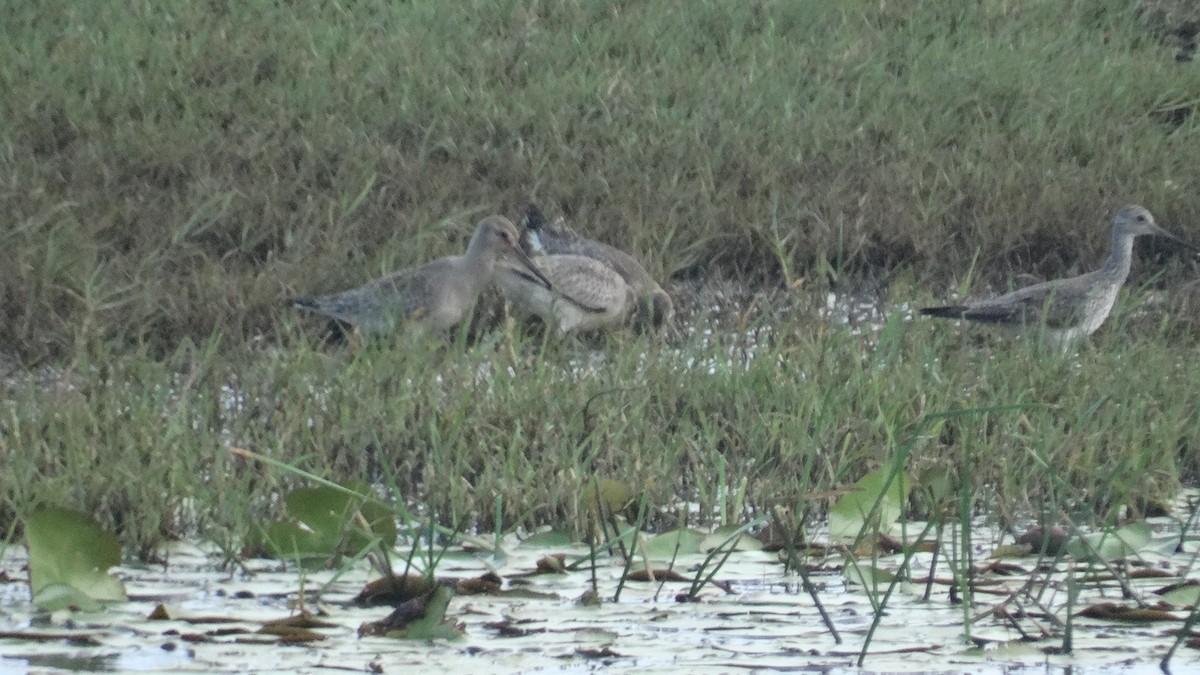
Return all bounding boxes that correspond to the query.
[4,505,1200,674]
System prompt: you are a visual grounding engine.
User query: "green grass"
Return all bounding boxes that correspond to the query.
[4,304,1199,556]
[1,0,1198,358]
[2,1,1200,556]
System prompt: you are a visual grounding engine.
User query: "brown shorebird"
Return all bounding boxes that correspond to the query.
[496,253,636,334]
[520,204,674,329]
[291,215,552,335]
[921,205,1194,347]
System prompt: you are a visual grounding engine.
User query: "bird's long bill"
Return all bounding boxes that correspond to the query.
[511,247,554,290]
[1152,223,1200,252]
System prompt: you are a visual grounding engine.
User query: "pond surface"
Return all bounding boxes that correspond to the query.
[3,506,1200,674]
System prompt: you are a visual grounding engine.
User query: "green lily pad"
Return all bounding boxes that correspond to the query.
[700,526,764,553]
[360,585,463,641]
[25,506,127,610]
[1159,584,1200,608]
[397,586,462,640]
[1066,522,1151,562]
[644,528,706,558]
[584,478,634,516]
[843,559,896,586]
[258,481,397,563]
[520,530,575,548]
[828,462,910,543]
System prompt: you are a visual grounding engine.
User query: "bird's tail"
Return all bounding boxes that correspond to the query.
[289,297,320,312]
[522,203,548,232]
[919,305,969,319]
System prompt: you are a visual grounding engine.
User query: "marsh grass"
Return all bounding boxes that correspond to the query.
[1,1,1198,359]
[3,0,1200,586]
[2,297,1199,558]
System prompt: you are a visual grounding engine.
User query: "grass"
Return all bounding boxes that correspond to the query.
[2,1,1200,556]
[3,302,1199,556]
[1,0,1198,359]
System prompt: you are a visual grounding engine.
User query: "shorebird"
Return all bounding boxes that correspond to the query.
[920,205,1194,347]
[496,253,636,334]
[291,215,552,336]
[520,204,674,329]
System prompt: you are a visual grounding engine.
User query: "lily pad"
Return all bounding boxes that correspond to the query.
[358,586,463,640]
[25,506,127,610]
[1077,602,1181,623]
[700,526,764,553]
[843,559,896,586]
[584,478,635,516]
[520,530,575,548]
[1066,522,1151,562]
[644,528,707,558]
[258,481,397,563]
[1157,581,1200,608]
[1159,584,1200,608]
[828,462,910,543]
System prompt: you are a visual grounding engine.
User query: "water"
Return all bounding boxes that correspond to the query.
[3,506,1200,674]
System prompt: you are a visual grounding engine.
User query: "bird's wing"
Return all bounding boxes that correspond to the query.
[297,264,439,327]
[505,255,628,314]
[959,274,1093,328]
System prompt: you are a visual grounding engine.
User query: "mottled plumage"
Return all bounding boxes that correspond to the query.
[921,205,1193,346]
[291,215,551,335]
[521,204,674,328]
[497,254,636,334]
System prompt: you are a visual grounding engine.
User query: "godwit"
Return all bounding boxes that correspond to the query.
[291,215,552,335]
[521,204,674,328]
[496,253,636,334]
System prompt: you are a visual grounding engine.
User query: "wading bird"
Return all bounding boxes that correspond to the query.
[520,204,674,329]
[920,205,1194,347]
[496,252,636,334]
[291,215,552,336]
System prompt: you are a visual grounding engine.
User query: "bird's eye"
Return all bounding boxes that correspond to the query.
[1136,214,1146,222]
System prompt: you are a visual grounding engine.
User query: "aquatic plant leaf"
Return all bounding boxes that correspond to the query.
[352,574,437,607]
[918,464,953,506]
[259,481,396,561]
[533,554,568,574]
[1158,583,1200,608]
[989,543,1034,559]
[260,521,329,562]
[1066,522,1151,562]
[626,568,689,582]
[358,586,463,640]
[25,506,127,609]
[1077,602,1181,622]
[259,624,326,642]
[644,528,706,558]
[519,530,574,548]
[843,559,895,586]
[261,610,338,629]
[828,463,910,543]
[285,481,397,551]
[455,573,503,594]
[584,478,634,516]
[700,526,764,553]
[32,583,105,612]
[1013,526,1069,556]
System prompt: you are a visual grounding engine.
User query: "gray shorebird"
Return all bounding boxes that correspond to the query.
[520,204,674,328]
[920,205,1194,346]
[496,253,636,334]
[291,215,552,336]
